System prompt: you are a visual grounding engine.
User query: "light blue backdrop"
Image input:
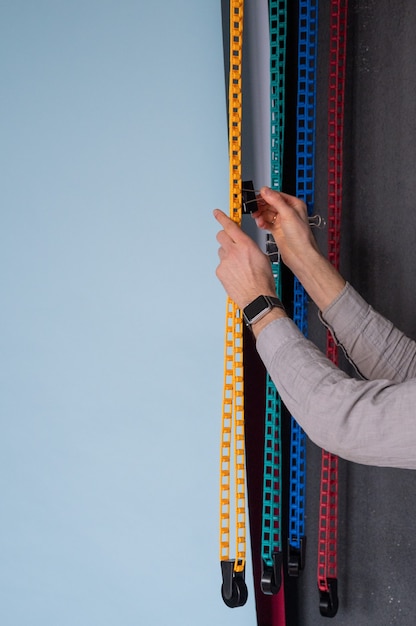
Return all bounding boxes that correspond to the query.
[0,1,256,624]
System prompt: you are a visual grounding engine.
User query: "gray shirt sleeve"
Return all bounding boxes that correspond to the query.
[256,316,416,469]
[320,282,416,382]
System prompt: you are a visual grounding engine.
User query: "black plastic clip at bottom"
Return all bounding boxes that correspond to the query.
[261,551,282,595]
[220,560,248,608]
[319,578,339,618]
[288,536,306,577]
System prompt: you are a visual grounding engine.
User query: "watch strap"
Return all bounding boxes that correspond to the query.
[243,294,285,328]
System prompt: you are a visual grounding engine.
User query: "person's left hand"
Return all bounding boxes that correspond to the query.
[214,209,276,309]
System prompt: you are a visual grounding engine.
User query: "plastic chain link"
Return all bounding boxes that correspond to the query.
[219,0,248,609]
[260,0,287,599]
[289,0,319,579]
[318,0,348,618]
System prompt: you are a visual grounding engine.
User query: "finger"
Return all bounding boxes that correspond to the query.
[277,191,307,216]
[256,207,276,222]
[250,201,275,223]
[216,229,234,249]
[217,245,226,260]
[253,214,271,230]
[259,187,307,218]
[259,188,293,215]
[254,209,277,228]
[213,208,246,243]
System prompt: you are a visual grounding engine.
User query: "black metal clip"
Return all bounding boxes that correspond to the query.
[288,536,306,577]
[242,180,258,214]
[266,233,280,263]
[261,551,282,595]
[319,578,339,618]
[220,560,248,608]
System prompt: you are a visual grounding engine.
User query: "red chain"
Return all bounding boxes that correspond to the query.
[317,0,348,613]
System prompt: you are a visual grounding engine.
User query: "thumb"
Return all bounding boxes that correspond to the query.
[260,187,307,221]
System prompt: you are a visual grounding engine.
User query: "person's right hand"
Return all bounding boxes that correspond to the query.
[252,187,320,276]
[253,187,346,311]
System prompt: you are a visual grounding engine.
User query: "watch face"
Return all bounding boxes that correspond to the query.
[243,295,270,323]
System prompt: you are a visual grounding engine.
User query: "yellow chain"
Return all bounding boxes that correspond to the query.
[219,0,246,575]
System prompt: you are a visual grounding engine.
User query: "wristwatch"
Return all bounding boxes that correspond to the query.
[243,295,285,328]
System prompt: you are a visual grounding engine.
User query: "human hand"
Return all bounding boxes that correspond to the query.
[214,209,277,310]
[251,187,346,310]
[252,187,320,276]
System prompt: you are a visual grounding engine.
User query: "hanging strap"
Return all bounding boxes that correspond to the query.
[219,0,248,609]
[318,0,348,617]
[260,3,287,611]
[289,0,319,578]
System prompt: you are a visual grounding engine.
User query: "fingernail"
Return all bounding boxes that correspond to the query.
[261,186,272,197]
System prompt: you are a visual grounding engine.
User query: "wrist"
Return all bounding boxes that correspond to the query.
[243,294,287,337]
[241,290,277,310]
[287,245,323,279]
[251,306,287,338]
[292,248,346,311]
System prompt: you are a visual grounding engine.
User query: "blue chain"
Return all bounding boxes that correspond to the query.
[288,0,318,574]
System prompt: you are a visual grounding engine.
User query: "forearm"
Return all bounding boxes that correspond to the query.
[291,249,416,381]
[256,318,416,469]
[255,255,416,382]
[253,187,346,310]
[288,246,346,312]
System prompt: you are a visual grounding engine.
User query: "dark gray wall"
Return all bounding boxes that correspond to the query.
[237,0,416,624]
[300,1,416,624]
